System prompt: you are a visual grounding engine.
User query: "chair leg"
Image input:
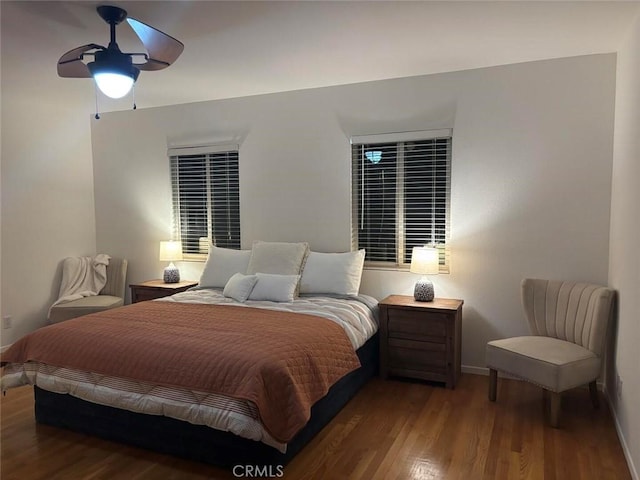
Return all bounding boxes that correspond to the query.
[489,369,497,401]
[589,381,600,409]
[549,391,561,428]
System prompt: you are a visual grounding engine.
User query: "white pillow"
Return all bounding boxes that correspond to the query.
[223,273,258,302]
[199,246,251,288]
[248,273,300,302]
[246,241,309,275]
[299,249,365,296]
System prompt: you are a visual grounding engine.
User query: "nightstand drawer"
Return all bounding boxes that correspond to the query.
[388,310,447,340]
[388,338,447,369]
[132,290,166,303]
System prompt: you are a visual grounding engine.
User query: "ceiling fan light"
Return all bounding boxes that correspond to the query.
[93,72,134,99]
[88,51,140,100]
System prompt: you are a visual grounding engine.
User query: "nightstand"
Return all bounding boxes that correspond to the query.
[378,295,463,389]
[129,279,198,303]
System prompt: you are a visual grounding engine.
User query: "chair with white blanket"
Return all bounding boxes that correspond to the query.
[49,257,128,324]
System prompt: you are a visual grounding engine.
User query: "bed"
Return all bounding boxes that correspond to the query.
[1,243,379,467]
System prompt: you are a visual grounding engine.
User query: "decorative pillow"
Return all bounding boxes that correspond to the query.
[198,245,252,288]
[246,241,309,275]
[223,273,258,302]
[248,273,300,302]
[299,249,366,296]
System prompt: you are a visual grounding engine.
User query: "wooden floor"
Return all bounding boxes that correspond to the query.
[1,374,630,479]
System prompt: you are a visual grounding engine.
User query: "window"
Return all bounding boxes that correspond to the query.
[169,144,240,258]
[351,129,452,271]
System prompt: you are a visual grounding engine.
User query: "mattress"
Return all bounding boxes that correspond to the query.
[2,290,379,453]
[34,333,379,466]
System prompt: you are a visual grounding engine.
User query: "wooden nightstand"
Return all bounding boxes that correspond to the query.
[129,280,198,303]
[378,295,463,389]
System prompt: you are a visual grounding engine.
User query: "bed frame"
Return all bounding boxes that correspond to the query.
[33,333,379,467]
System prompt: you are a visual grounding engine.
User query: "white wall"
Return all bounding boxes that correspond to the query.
[0,2,97,347]
[92,54,616,371]
[608,13,640,480]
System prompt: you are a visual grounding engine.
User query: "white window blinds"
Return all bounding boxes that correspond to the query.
[169,144,240,256]
[351,130,452,270]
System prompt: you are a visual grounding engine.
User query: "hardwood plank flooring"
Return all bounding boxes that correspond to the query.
[1,374,631,479]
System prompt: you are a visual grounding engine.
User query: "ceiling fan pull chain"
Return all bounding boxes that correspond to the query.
[133,83,137,110]
[94,85,101,120]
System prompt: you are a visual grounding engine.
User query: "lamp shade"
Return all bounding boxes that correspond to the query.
[159,241,183,262]
[93,72,135,99]
[87,50,140,99]
[410,246,439,275]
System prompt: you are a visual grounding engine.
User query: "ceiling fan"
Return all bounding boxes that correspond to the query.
[57,5,184,100]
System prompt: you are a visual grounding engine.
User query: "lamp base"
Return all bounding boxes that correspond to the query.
[163,266,180,284]
[414,278,434,302]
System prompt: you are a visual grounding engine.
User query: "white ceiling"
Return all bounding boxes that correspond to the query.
[2,1,639,113]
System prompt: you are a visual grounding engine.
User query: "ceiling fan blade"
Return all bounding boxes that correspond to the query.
[58,59,92,78]
[127,17,184,71]
[57,43,103,78]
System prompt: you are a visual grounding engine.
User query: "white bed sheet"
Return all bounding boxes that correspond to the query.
[158,288,379,349]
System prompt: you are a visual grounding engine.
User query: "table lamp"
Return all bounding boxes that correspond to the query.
[410,246,439,301]
[159,240,183,283]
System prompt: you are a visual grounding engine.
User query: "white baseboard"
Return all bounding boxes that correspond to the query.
[462,365,609,390]
[462,365,520,380]
[462,365,488,376]
[604,388,639,480]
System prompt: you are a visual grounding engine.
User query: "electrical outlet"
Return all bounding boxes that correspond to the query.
[2,315,12,329]
[616,373,623,399]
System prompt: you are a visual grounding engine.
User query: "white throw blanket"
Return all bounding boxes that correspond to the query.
[48,254,111,317]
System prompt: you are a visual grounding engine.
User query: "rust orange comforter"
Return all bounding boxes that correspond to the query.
[1,301,361,442]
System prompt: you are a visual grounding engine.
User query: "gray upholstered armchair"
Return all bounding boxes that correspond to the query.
[486,278,615,427]
[49,258,128,324]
